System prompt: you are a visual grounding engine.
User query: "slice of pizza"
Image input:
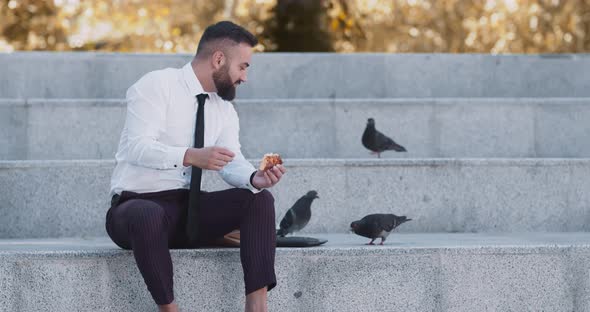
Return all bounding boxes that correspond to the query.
[259,153,283,171]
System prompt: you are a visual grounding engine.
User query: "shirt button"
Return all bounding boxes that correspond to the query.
[182,173,186,176]
[174,165,177,168]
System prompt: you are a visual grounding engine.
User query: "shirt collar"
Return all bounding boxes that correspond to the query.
[182,62,205,96]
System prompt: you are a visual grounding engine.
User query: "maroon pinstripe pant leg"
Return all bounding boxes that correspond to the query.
[105,188,276,305]
[198,188,277,294]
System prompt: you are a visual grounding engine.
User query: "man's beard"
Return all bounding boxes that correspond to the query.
[212,64,237,101]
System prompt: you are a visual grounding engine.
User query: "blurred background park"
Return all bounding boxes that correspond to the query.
[1,0,589,53]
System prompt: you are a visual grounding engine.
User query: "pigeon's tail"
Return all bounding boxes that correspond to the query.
[389,142,407,152]
[276,228,288,237]
[398,216,412,224]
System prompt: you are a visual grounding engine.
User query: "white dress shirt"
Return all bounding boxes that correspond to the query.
[110,62,260,197]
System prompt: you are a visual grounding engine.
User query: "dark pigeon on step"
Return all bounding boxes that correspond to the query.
[350,213,411,245]
[277,191,319,237]
[362,118,406,158]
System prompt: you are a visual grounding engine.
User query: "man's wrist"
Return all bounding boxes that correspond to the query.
[250,171,262,190]
[183,148,199,167]
[183,148,192,167]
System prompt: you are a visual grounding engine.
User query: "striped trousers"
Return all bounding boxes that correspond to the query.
[105,188,277,305]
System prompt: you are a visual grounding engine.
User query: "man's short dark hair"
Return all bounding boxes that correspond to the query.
[196,21,258,56]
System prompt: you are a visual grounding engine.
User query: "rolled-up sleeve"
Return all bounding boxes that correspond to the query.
[124,72,188,170]
[217,103,261,193]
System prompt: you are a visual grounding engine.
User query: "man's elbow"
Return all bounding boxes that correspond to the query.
[125,136,152,165]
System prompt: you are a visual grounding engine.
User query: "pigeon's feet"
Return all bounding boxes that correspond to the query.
[379,242,384,245]
[369,151,382,158]
[366,239,375,245]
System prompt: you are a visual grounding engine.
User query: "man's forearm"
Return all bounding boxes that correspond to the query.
[220,158,261,193]
[126,136,188,170]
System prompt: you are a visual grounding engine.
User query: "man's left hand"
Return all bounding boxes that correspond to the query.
[252,164,286,189]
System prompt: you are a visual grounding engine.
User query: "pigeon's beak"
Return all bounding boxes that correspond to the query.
[315,195,320,199]
[406,218,412,221]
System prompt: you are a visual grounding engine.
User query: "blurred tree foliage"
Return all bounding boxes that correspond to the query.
[260,0,334,52]
[1,0,589,53]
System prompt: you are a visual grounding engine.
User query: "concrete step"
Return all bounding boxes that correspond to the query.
[2,52,589,99]
[1,233,589,312]
[1,158,588,238]
[2,97,589,160]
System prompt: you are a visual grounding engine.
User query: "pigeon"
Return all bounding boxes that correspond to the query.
[362,118,407,158]
[277,191,319,237]
[350,213,412,245]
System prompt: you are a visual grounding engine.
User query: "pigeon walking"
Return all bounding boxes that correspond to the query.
[362,118,406,158]
[277,191,319,237]
[350,213,411,245]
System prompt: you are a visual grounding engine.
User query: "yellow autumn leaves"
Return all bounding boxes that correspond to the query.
[0,0,588,53]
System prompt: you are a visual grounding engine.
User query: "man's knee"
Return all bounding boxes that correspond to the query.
[254,189,274,205]
[127,200,168,235]
[250,190,275,219]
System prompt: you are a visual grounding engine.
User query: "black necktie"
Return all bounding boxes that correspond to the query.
[186,93,208,246]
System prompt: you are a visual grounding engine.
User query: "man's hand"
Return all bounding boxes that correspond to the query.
[183,147,235,171]
[252,164,286,189]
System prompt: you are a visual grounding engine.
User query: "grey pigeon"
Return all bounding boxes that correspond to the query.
[362,118,406,158]
[277,191,319,237]
[350,213,411,245]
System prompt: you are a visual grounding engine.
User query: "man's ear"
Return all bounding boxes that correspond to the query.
[212,51,225,70]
